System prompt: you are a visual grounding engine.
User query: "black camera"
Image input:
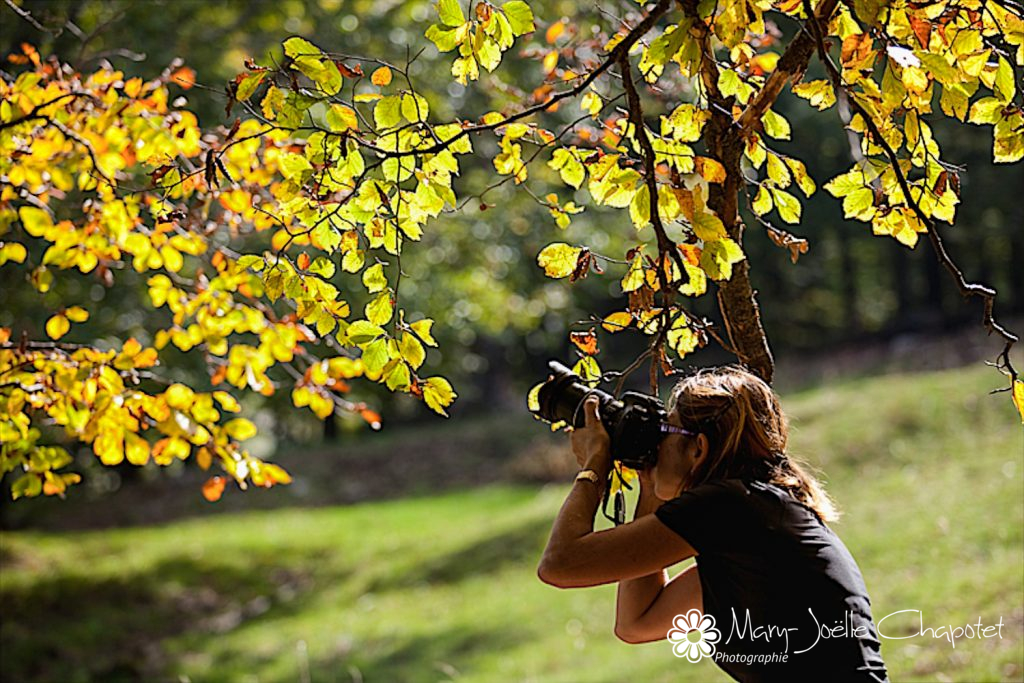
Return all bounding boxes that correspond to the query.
[531,360,667,470]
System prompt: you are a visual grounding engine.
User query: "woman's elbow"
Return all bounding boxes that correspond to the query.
[614,623,657,644]
[537,555,568,588]
[614,624,643,644]
[536,551,580,588]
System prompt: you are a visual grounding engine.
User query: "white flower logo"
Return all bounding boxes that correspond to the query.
[667,610,721,662]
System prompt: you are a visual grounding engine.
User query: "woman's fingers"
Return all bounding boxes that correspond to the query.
[584,395,600,426]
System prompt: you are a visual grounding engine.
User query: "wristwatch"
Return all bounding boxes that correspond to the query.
[575,469,602,486]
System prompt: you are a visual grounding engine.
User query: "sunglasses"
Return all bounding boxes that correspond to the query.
[659,422,697,437]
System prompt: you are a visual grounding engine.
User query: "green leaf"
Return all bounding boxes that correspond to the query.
[236,71,267,102]
[762,109,791,140]
[667,314,700,357]
[400,92,430,122]
[437,0,466,27]
[452,55,479,84]
[342,249,364,273]
[691,209,727,242]
[476,36,502,72]
[283,36,321,59]
[362,338,390,374]
[347,320,385,345]
[629,185,651,230]
[536,242,581,278]
[752,186,773,215]
[11,474,42,500]
[375,96,403,129]
[399,332,426,369]
[292,55,342,96]
[502,1,535,35]
[236,255,265,272]
[664,104,710,142]
[426,24,462,52]
[365,291,394,325]
[968,97,1004,125]
[384,360,412,391]
[842,188,876,219]
[279,153,313,180]
[309,256,335,278]
[772,189,801,224]
[994,56,1016,103]
[362,263,387,293]
[700,238,744,280]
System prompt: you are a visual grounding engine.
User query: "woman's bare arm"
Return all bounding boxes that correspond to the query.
[537,396,696,588]
[614,477,703,643]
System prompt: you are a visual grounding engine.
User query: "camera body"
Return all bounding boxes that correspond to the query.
[532,360,667,470]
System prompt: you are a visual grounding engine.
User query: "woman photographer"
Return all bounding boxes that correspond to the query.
[537,366,889,682]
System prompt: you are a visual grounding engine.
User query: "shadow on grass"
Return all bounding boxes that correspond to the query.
[0,514,551,682]
[310,624,532,683]
[0,552,344,683]
[364,515,551,593]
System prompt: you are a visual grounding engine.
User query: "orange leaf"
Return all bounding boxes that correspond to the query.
[359,408,382,430]
[297,252,311,270]
[371,66,393,86]
[338,62,364,78]
[202,476,226,502]
[545,21,566,44]
[570,329,599,356]
[171,66,196,90]
[695,156,726,183]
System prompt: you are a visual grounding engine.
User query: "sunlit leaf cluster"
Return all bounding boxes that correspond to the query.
[2,0,1021,498]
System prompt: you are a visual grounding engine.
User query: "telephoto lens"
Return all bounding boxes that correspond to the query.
[531,360,667,470]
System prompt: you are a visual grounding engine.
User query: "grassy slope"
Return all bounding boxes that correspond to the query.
[1,364,1021,683]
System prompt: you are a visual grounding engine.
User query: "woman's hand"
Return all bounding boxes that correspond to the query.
[634,465,662,517]
[570,395,612,477]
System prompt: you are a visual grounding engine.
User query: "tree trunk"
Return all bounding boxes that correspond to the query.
[706,121,775,384]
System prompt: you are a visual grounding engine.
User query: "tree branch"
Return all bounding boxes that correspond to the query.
[736,0,841,132]
[804,0,1019,382]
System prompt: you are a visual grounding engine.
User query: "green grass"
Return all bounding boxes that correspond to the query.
[1,364,1022,682]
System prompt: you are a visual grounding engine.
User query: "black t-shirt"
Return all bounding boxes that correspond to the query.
[654,478,889,682]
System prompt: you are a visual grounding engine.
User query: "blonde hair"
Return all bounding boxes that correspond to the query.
[667,365,839,523]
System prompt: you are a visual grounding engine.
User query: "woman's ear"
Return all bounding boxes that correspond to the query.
[694,433,710,464]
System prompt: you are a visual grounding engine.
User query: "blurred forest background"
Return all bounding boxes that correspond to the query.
[1,1,1022,682]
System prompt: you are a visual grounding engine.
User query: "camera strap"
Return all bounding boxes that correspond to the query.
[601,465,632,526]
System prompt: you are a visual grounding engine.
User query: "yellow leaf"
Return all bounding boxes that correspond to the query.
[0,242,27,265]
[45,314,70,340]
[602,311,633,333]
[213,391,241,412]
[422,376,457,416]
[326,104,359,132]
[18,206,53,237]
[410,318,437,346]
[1013,380,1024,423]
[64,306,89,323]
[371,66,393,86]
[165,383,195,410]
[224,418,258,441]
[620,254,646,292]
[125,433,150,466]
[537,242,582,279]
